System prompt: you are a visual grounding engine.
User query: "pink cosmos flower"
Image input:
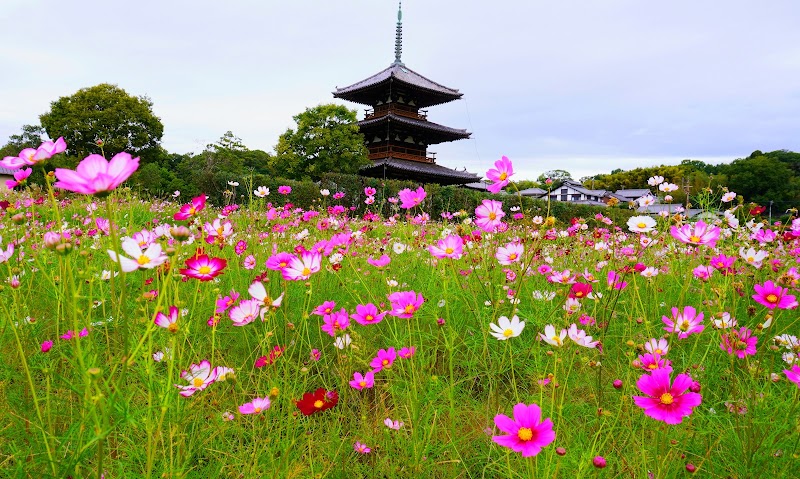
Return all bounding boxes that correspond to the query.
[243,254,256,269]
[5,168,32,189]
[174,195,206,221]
[354,442,371,454]
[662,306,705,339]
[351,303,387,325]
[239,397,271,414]
[281,251,321,281]
[175,360,218,397]
[215,290,240,314]
[107,237,168,273]
[492,403,556,457]
[366,254,391,268]
[388,290,424,318]
[180,251,227,281]
[474,199,505,232]
[784,364,800,388]
[321,308,350,336]
[384,418,404,430]
[428,234,464,259]
[692,265,714,281]
[54,152,139,195]
[720,327,758,358]
[370,347,397,372]
[398,346,416,358]
[229,299,262,327]
[670,221,720,248]
[349,371,375,390]
[154,305,179,332]
[485,156,514,194]
[364,187,376,196]
[398,186,426,209]
[312,301,336,316]
[1,137,66,169]
[632,368,702,424]
[495,241,523,265]
[41,340,53,352]
[567,324,598,348]
[265,252,295,271]
[638,353,671,372]
[644,338,669,356]
[607,270,628,290]
[752,280,799,310]
[203,218,234,247]
[278,185,291,195]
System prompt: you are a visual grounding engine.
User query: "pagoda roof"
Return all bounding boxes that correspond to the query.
[358,112,470,144]
[334,62,463,107]
[360,157,479,186]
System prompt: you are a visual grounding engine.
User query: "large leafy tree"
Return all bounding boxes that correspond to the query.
[274,104,368,181]
[39,83,164,160]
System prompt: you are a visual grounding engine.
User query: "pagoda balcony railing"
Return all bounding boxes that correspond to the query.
[364,107,427,121]
[368,145,436,163]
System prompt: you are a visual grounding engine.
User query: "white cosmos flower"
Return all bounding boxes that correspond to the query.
[627,215,657,233]
[392,242,407,254]
[647,175,664,186]
[739,247,767,268]
[254,186,269,197]
[489,315,525,340]
[539,324,567,347]
[722,191,736,202]
[334,334,352,349]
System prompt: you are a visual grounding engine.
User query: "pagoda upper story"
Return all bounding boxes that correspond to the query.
[332,3,477,185]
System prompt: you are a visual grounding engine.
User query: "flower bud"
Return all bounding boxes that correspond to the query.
[593,456,607,468]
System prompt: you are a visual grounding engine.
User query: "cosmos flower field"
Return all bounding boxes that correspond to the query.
[1,148,800,478]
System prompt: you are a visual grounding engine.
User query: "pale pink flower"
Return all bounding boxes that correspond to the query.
[496,241,523,265]
[428,234,464,259]
[475,199,505,232]
[662,306,705,339]
[239,397,271,414]
[54,152,139,195]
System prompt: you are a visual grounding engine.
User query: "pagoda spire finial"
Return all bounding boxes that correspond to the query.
[394,1,403,65]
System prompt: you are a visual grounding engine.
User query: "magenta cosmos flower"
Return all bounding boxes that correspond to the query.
[485,156,514,194]
[475,199,506,232]
[632,368,702,424]
[239,397,271,414]
[662,306,705,339]
[752,280,799,310]
[351,303,387,325]
[366,254,391,268]
[54,152,139,195]
[1,137,66,169]
[5,168,32,189]
[397,186,426,209]
[370,348,397,372]
[174,194,207,221]
[321,308,350,336]
[180,251,227,281]
[669,220,720,248]
[784,364,800,388]
[720,327,758,358]
[492,403,555,457]
[428,234,464,259]
[349,371,375,390]
[388,290,424,318]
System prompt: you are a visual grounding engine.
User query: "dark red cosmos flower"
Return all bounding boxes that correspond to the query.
[296,388,338,416]
[569,282,593,299]
[749,205,766,216]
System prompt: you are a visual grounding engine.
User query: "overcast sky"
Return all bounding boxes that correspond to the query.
[2,0,799,181]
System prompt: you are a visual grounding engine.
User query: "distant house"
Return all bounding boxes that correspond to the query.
[518,187,547,197]
[0,166,15,191]
[614,188,653,204]
[541,179,625,206]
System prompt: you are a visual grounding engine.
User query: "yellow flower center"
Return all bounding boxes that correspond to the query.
[254,407,262,413]
[499,172,508,181]
[192,377,204,388]
[198,265,211,274]
[137,255,150,265]
[637,222,647,228]
[654,348,663,355]
[551,336,562,345]
[404,305,415,314]
[689,235,701,243]
[168,323,178,333]
[382,359,389,366]
[503,329,514,337]
[313,400,324,409]
[359,381,366,387]
[517,427,533,441]
[488,212,497,220]
[365,315,374,322]
[302,267,311,276]
[660,393,674,405]
[766,294,778,304]
[445,247,454,254]
[648,363,657,369]
[680,320,690,330]
[509,253,517,260]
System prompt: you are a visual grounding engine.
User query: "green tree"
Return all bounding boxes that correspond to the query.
[39,83,164,160]
[274,104,368,181]
[536,169,572,189]
[0,124,46,158]
[720,155,798,205]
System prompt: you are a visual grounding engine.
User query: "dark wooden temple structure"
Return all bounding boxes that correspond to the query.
[333,3,478,185]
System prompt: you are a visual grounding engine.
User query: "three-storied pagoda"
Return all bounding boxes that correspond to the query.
[333,3,478,185]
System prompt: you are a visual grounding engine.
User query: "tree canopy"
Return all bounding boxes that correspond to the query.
[39,83,164,160]
[274,104,369,181]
